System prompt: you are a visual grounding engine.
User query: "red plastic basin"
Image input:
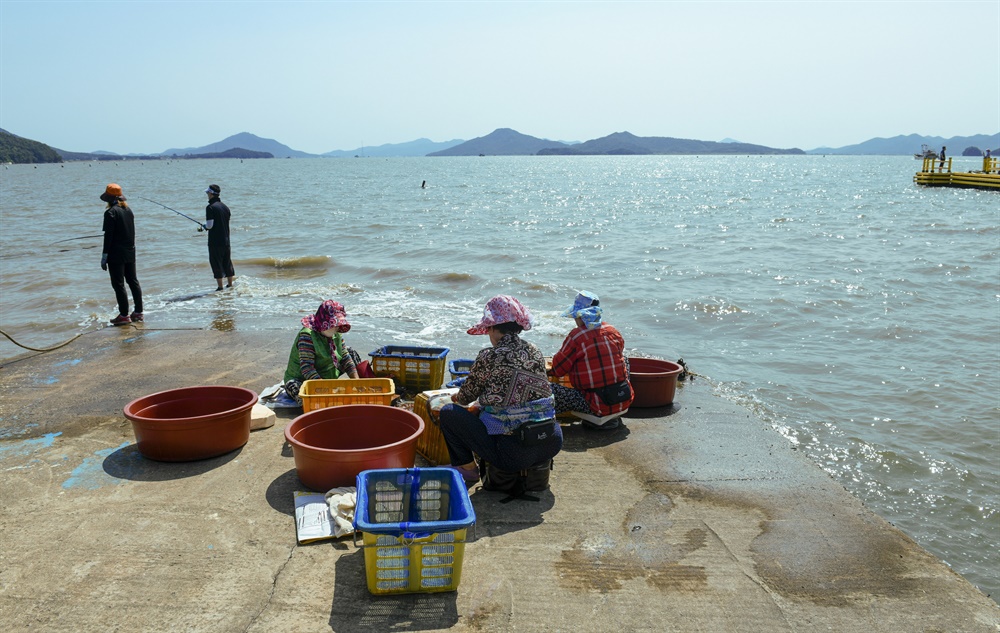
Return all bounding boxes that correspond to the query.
[284,404,425,492]
[123,386,257,461]
[628,358,683,408]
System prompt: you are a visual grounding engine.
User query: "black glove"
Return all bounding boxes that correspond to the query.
[101,254,108,271]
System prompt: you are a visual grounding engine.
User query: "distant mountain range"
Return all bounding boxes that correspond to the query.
[162,132,303,158]
[3,127,997,164]
[427,128,575,156]
[424,128,805,156]
[546,131,803,156]
[160,132,465,159]
[807,133,999,155]
[323,137,465,158]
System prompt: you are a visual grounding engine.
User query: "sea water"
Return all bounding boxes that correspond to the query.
[1,155,997,597]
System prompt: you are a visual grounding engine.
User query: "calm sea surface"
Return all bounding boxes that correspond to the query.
[1,155,997,597]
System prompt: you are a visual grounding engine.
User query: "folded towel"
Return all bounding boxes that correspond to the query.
[324,486,357,537]
[259,382,284,400]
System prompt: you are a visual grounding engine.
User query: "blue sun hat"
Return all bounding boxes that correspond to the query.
[561,291,603,329]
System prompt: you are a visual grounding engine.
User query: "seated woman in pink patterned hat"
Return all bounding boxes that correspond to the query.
[282,300,361,405]
[439,295,562,485]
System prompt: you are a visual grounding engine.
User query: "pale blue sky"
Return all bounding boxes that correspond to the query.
[1,1,997,155]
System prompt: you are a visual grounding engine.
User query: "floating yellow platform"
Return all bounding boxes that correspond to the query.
[914,156,1000,191]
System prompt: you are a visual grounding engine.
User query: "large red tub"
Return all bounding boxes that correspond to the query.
[123,386,257,461]
[284,404,425,492]
[628,358,684,408]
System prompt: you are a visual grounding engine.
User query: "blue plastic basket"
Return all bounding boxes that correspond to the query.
[448,358,475,379]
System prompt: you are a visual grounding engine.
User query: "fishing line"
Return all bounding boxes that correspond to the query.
[51,234,103,245]
[137,196,204,231]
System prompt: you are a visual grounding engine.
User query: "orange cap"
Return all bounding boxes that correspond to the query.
[100,183,124,203]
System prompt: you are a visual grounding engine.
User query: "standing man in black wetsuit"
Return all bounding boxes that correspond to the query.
[203,184,235,291]
[100,183,143,325]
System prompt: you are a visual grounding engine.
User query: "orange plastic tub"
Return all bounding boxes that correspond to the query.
[284,404,425,492]
[123,386,257,461]
[628,358,683,408]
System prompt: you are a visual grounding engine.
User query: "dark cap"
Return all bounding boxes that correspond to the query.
[205,184,221,195]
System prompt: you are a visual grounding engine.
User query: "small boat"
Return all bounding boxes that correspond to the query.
[914,144,937,159]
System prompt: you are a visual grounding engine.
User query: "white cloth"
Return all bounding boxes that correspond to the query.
[324,486,357,538]
[259,382,301,409]
[258,382,284,400]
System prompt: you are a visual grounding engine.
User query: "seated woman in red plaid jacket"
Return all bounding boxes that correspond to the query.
[548,291,633,430]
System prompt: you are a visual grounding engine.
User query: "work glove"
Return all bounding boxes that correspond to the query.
[100,253,108,271]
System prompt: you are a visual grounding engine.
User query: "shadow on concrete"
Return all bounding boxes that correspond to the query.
[623,403,680,419]
[269,409,300,458]
[102,443,243,481]
[329,548,459,632]
[273,408,302,422]
[266,468,303,516]
[469,486,555,539]
[559,421,632,452]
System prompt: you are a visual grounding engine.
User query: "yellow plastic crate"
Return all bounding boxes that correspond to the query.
[299,378,395,413]
[413,389,459,466]
[361,528,469,595]
[354,468,475,595]
[545,357,575,421]
[369,346,449,392]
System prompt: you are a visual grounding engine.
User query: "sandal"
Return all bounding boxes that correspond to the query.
[453,464,480,484]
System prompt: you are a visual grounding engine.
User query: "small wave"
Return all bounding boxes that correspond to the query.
[524,281,560,292]
[358,266,413,281]
[433,272,478,284]
[237,256,331,269]
[164,289,217,303]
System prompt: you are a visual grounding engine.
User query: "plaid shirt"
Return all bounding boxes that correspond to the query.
[550,322,632,416]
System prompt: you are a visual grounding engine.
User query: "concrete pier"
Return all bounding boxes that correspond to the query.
[1,327,997,632]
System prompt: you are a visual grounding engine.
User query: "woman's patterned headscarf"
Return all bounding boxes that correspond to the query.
[302,300,351,333]
[467,295,534,335]
[561,291,603,329]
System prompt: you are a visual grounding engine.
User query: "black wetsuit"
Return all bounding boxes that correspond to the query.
[102,202,143,316]
[205,196,235,280]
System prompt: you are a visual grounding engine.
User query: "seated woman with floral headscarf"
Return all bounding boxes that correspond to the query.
[439,295,562,485]
[283,300,360,404]
[549,291,633,430]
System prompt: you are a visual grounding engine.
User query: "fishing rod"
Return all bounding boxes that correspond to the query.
[137,196,204,231]
[51,234,103,245]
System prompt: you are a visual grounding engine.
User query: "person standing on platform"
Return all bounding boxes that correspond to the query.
[203,184,235,291]
[99,183,143,325]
